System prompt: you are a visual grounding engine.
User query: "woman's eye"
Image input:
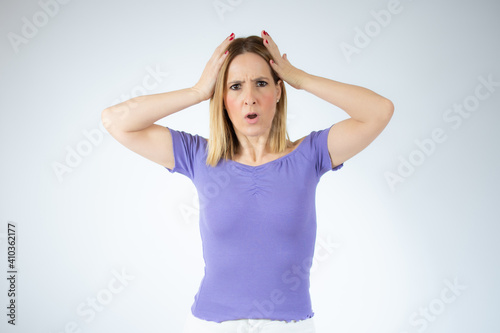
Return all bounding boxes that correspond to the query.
[230,84,241,90]
[257,81,268,87]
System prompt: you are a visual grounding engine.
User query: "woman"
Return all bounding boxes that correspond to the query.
[102,30,393,333]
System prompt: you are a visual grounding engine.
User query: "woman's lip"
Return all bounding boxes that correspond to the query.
[245,114,259,124]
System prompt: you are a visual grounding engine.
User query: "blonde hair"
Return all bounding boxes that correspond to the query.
[206,35,291,167]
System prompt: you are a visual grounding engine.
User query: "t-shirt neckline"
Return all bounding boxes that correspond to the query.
[227,136,308,170]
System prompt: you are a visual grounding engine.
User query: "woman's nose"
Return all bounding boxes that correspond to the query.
[243,87,256,105]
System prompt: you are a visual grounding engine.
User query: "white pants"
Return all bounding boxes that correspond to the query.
[182,312,316,333]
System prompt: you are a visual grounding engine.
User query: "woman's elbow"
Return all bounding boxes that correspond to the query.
[380,98,394,123]
[384,97,394,115]
[101,107,116,131]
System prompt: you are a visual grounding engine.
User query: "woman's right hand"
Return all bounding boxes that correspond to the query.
[192,33,235,102]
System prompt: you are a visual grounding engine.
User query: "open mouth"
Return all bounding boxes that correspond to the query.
[245,112,259,123]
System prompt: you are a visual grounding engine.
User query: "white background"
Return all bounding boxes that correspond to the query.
[1,0,499,332]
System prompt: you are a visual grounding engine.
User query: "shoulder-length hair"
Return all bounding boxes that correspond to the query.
[206,35,290,167]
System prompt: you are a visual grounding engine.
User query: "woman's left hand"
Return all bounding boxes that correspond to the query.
[261,30,308,90]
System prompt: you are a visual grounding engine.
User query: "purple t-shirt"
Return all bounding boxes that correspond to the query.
[165,125,343,323]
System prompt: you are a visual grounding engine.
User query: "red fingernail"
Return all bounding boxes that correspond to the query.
[225,50,228,54]
[263,30,268,36]
[229,36,234,41]
[265,39,269,44]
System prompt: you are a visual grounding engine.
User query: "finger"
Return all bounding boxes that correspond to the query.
[215,33,235,54]
[215,34,234,62]
[269,59,282,77]
[261,31,282,60]
[261,30,273,42]
[206,34,233,68]
[262,30,276,47]
[226,32,235,43]
[218,50,229,65]
[219,34,234,60]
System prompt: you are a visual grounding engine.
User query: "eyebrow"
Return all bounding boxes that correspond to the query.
[227,76,270,85]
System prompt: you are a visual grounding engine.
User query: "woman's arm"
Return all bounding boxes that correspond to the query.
[101,33,235,168]
[102,88,204,133]
[262,30,393,167]
[299,74,394,167]
[101,88,202,169]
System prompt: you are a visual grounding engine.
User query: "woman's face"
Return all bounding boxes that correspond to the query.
[224,52,281,140]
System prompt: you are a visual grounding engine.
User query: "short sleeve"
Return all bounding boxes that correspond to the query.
[164,127,206,179]
[311,125,344,177]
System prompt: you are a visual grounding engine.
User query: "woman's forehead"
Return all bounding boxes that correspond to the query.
[226,53,272,80]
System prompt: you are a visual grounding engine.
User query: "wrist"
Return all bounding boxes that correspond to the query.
[190,86,208,104]
[295,70,311,90]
